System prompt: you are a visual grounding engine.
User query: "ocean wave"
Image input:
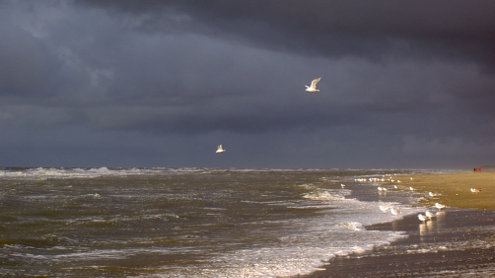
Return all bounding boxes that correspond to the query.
[337,221,365,231]
[0,167,212,179]
[0,169,425,278]
[302,189,350,201]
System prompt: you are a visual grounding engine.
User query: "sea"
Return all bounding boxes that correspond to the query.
[0,167,426,277]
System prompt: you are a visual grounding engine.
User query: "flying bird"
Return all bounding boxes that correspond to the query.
[216,144,226,154]
[305,77,321,93]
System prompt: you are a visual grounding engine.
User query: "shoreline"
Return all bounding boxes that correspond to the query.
[297,171,495,277]
[299,209,495,277]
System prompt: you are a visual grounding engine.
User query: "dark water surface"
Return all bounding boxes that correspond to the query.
[0,168,420,277]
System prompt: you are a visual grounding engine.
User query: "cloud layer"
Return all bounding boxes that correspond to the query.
[0,0,494,168]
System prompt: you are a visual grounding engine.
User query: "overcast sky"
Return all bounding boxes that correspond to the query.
[1,0,495,168]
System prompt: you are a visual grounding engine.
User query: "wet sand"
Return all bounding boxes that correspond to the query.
[300,209,495,277]
[298,171,495,277]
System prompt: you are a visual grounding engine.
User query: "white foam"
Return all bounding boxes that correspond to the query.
[297,183,315,190]
[337,221,365,231]
[2,169,423,278]
[303,189,350,201]
[0,167,211,179]
[162,219,406,278]
[160,187,419,277]
[83,193,101,198]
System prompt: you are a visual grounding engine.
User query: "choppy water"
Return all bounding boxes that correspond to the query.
[0,168,422,277]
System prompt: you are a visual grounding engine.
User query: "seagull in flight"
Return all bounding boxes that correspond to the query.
[305,77,321,93]
[216,144,226,154]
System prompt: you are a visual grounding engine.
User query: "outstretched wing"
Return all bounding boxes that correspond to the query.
[310,77,321,88]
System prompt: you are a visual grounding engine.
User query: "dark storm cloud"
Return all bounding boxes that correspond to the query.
[1,0,495,167]
[76,0,495,68]
[0,23,60,97]
[71,0,495,141]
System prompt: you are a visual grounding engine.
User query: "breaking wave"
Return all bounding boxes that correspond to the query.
[0,167,211,179]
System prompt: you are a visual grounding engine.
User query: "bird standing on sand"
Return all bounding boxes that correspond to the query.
[390,208,399,216]
[305,77,321,93]
[428,192,439,197]
[470,188,480,193]
[435,203,445,210]
[379,205,389,213]
[417,214,427,222]
[216,144,226,154]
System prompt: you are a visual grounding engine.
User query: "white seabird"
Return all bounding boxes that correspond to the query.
[379,205,389,213]
[390,208,399,216]
[305,77,321,93]
[428,192,439,197]
[425,210,434,219]
[470,188,480,193]
[216,144,226,154]
[417,213,427,222]
[434,203,445,210]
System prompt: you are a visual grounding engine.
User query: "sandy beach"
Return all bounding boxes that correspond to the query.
[396,171,495,210]
[299,171,495,277]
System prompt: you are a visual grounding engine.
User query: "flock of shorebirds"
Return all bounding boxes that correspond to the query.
[417,202,445,223]
[215,77,322,154]
[352,175,483,224]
